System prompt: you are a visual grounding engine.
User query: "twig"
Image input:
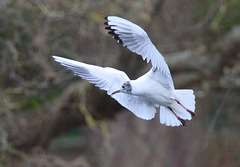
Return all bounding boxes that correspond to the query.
[204,87,232,149]
[180,0,226,32]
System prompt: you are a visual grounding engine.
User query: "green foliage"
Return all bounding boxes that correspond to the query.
[218,1,240,31]
[20,87,62,110]
[20,96,43,111]
[193,0,217,20]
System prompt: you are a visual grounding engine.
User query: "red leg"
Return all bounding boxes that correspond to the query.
[168,107,186,126]
[175,100,195,117]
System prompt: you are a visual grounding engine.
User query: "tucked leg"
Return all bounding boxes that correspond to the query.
[168,107,186,126]
[175,99,195,117]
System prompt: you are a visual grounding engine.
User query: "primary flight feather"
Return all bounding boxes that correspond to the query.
[53,16,196,127]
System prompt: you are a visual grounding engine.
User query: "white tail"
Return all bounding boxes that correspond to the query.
[160,89,196,127]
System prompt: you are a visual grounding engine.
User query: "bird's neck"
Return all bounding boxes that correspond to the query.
[130,80,143,96]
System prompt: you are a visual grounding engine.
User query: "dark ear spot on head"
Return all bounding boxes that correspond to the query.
[125,81,132,92]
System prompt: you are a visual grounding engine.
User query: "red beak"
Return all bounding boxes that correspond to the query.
[111,90,120,95]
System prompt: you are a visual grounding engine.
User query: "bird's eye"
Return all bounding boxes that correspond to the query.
[122,85,125,89]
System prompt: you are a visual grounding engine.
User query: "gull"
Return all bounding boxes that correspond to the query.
[52,16,196,127]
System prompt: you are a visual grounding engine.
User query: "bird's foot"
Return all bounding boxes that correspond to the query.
[175,99,195,118]
[178,117,186,126]
[168,107,186,126]
[187,110,195,117]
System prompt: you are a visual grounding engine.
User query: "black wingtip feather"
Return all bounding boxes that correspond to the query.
[108,31,115,35]
[104,19,124,46]
[119,40,123,44]
[104,16,108,20]
[105,27,112,30]
[113,35,120,40]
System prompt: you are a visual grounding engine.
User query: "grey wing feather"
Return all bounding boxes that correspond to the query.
[53,56,157,120]
[105,16,175,89]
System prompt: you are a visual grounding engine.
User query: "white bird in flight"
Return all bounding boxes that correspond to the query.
[53,16,196,127]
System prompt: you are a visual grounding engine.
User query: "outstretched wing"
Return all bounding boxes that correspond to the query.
[104,16,174,89]
[53,56,156,120]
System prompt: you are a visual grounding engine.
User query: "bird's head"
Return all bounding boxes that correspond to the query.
[111,81,132,95]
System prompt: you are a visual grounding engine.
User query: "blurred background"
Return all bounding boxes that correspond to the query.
[0,0,240,166]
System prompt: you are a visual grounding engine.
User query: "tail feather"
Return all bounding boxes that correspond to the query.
[175,89,195,111]
[173,104,192,120]
[160,106,182,127]
[159,89,196,127]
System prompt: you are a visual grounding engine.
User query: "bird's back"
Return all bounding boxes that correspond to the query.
[131,71,175,106]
